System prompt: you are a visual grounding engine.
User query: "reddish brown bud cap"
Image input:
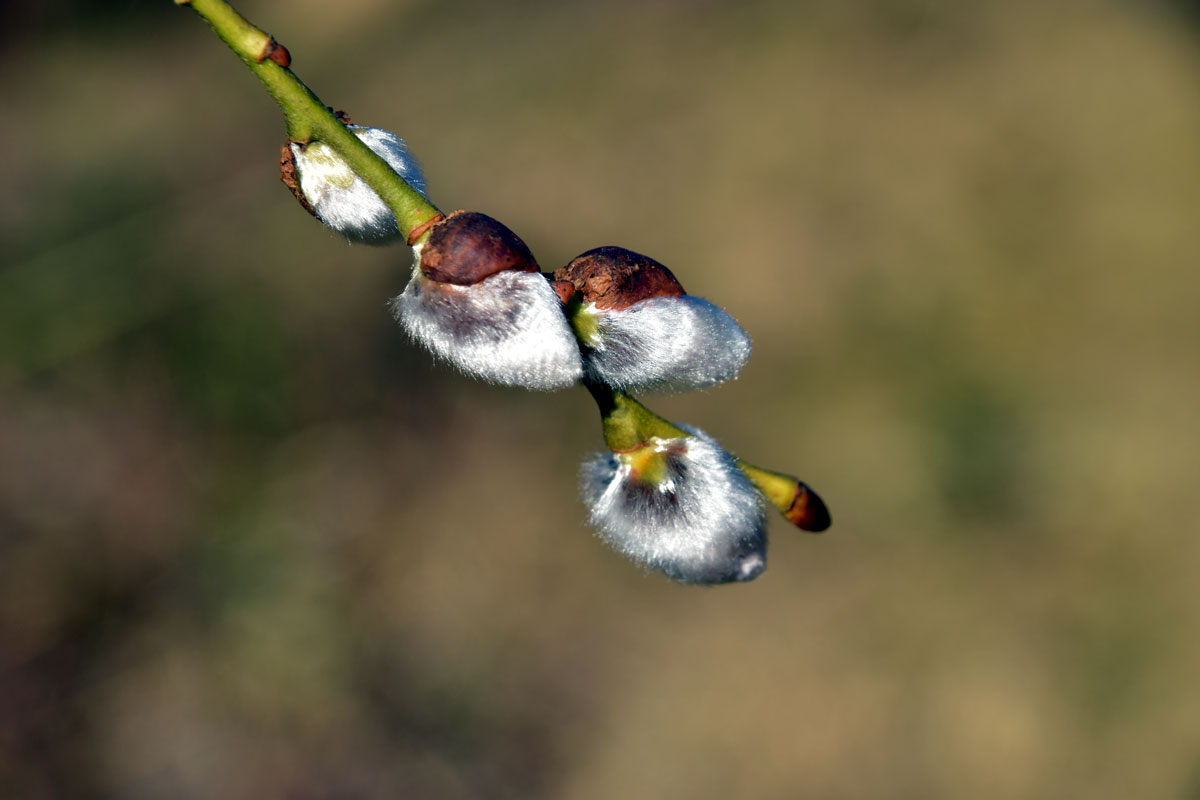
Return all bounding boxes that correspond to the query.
[418,210,540,286]
[264,39,291,68]
[553,246,686,310]
[785,482,832,533]
[279,143,317,217]
[548,278,577,306]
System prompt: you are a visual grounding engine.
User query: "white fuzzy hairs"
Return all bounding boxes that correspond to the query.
[291,126,428,244]
[393,265,584,391]
[580,428,767,585]
[580,296,752,394]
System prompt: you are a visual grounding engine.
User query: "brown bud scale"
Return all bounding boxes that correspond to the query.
[419,210,539,286]
[267,40,291,67]
[785,482,832,533]
[279,142,317,218]
[548,279,576,306]
[406,213,446,246]
[256,37,291,68]
[554,246,686,310]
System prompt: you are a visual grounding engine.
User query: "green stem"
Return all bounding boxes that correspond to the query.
[176,0,442,241]
[737,459,831,532]
[583,380,688,452]
[736,460,801,512]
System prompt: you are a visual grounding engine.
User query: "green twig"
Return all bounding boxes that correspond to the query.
[583,381,688,452]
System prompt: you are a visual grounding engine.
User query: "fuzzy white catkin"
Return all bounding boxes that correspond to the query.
[291,126,428,244]
[580,429,767,584]
[393,261,584,391]
[581,296,752,394]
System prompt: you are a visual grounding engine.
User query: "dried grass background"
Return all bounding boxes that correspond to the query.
[1,1,1198,797]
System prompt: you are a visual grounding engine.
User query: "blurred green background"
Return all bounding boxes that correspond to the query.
[2,0,1198,797]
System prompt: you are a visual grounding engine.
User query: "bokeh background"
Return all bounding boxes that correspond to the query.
[2,0,1199,797]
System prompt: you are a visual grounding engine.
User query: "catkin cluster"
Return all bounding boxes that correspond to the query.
[285,125,829,585]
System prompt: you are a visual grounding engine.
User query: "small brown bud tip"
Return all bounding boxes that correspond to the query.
[548,279,577,306]
[256,37,290,67]
[267,41,291,67]
[332,109,353,126]
[279,142,317,217]
[785,482,832,533]
[418,210,540,285]
[553,246,686,310]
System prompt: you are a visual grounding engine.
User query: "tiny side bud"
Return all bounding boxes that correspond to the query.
[264,38,290,67]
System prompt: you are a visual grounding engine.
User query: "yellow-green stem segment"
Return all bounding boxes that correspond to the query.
[738,460,831,532]
[175,0,442,242]
[736,461,802,513]
[585,380,793,497]
[583,381,687,452]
